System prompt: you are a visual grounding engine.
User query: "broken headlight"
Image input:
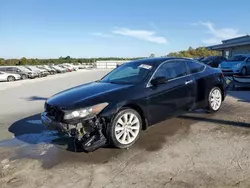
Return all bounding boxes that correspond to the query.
[64,102,109,120]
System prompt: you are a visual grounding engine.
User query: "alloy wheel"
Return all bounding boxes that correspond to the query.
[114,112,140,145]
[209,88,222,111]
[7,76,15,82]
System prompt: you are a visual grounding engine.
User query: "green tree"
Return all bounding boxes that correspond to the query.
[18,57,27,65]
[167,46,220,58]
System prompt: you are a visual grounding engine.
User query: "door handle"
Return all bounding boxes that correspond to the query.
[185,80,193,85]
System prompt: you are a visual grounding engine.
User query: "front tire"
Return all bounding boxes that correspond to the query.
[108,108,142,148]
[7,76,15,82]
[207,87,222,113]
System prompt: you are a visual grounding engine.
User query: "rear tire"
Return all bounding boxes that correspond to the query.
[108,108,142,149]
[206,87,222,113]
[7,76,15,82]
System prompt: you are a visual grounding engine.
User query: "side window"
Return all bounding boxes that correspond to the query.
[0,68,5,71]
[186,60,205,74]
[154,61,188,80]
[6,67,13,72]
[12,68,17,72]
[13,68,20,72]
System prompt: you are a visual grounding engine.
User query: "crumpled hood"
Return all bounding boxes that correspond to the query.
[46,81,133,109]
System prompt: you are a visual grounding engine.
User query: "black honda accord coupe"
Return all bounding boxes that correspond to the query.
[41,57,228,151]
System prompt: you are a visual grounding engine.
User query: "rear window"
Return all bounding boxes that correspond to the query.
[186,60,205,74]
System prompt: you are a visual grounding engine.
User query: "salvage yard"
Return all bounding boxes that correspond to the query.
[1,69,250,188]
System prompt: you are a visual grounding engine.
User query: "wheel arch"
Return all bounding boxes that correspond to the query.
[7,75,15,81]
[214,83,225,101]
[121,103,148,130]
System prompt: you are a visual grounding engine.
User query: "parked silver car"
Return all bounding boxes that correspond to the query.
[0,71,21,82]
[0,66,38,79]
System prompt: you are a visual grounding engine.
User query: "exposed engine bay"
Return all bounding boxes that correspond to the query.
[41,111,108,152]
[67,117,107,152]
[41,101,110,152]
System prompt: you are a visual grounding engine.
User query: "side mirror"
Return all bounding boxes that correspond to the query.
[150,77,168,86]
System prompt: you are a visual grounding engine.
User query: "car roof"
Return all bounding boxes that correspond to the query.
[127,57,191,67]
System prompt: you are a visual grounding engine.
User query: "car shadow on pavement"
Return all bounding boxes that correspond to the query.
[22,96,48,101]
[179,115,250,129]
[228,89,250,103]
[6,113,76,151]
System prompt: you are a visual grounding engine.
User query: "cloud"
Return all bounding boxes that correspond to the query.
[92,32,112,38]
[193,21,243,45]
[111,27,168,44]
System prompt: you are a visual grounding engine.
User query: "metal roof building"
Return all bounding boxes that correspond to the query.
[95,60,128,69]
[206,35,250,58]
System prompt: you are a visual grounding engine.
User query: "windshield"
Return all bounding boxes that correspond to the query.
[63,64,70,67]
[227,55,247,62]
[37,67,46,70]
[100,61,153,84]
[27,66,40,71]
[53,65,61,69]
[18,66,30,72]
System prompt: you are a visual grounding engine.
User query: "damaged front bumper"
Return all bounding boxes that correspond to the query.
[40,112,107,152]
[41,112,75,133]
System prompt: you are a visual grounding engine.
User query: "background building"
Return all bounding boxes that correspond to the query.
[95,60,128,69]
[206,35,250,58]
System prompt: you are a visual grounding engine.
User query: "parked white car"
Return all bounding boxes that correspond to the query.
[0,71,21,82]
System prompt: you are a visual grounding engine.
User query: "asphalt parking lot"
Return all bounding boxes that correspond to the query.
[1,70,250,188]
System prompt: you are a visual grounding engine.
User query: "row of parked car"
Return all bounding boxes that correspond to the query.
[0,63,93,82]
[197,54,250,76]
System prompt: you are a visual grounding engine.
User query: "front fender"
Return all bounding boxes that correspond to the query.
[98,100,148,128]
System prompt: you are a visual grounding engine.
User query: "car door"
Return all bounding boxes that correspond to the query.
[219,57,227,67]
[146,60,196,125]
[0,71,6,81]
[246,57,250,74]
